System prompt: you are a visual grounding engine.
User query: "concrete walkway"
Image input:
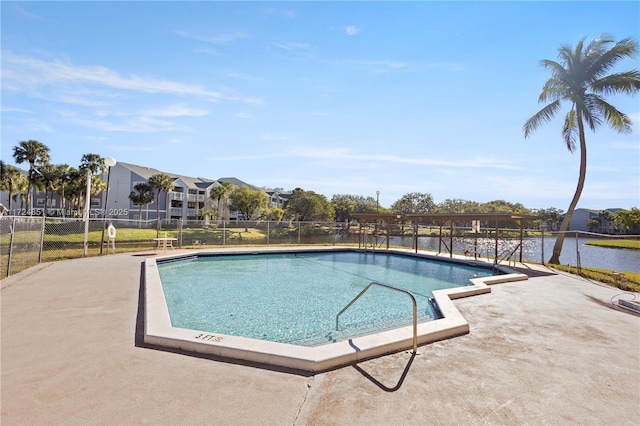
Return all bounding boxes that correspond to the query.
[1,251,638,425]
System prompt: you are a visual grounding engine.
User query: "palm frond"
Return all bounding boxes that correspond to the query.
[523,100,561,138]
[562,109,578,153]
[539,77,568,103]
[579,95,602,131]
[592,97,634,133]
[591,70,640,96]
[588,37,638,81]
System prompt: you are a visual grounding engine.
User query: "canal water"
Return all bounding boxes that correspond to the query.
[383,236,640,273]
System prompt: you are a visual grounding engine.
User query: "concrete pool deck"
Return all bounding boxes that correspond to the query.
[2,249,639,425]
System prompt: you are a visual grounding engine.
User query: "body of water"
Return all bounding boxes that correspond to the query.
[157,251,491,346]
[384,236,639,273]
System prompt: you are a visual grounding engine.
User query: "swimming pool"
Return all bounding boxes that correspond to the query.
[144,247,528,372]
[157,251,491,346]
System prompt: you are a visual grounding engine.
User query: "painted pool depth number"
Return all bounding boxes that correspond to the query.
[194,333,223,342]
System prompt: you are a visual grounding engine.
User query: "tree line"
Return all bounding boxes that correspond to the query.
[1,141,639,235]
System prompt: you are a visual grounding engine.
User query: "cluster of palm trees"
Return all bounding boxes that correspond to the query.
[1,140,108,218]
[128,172,175,234]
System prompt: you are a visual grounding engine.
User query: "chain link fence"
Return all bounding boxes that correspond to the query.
[1,216,44,278]
[1,216,363,278]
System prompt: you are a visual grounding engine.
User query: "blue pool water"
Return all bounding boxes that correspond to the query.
[157,251,492,346]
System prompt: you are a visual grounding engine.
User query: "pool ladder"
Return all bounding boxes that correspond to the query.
[335,282,418,354]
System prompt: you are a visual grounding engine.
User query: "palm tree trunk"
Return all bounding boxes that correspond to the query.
[156,190,161,238]
[549,119,588,264]
[43,189,49,218]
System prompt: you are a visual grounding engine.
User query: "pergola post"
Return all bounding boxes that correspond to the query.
[386,218,391,250]
[449,220,454,258]
[519,221,524,263]
[494,219,499,262]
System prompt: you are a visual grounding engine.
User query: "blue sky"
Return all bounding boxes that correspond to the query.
[2,1,639,211]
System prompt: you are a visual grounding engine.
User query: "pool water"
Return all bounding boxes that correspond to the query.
[157,251,491,346]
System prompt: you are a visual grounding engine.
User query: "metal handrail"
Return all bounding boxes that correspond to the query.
[335,282,418,354]
[495,243,521,267]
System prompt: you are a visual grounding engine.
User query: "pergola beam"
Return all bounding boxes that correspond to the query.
[350,213,537,261]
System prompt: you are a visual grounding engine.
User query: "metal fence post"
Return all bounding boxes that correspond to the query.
[38,216,45,263]
[6,217,15,278]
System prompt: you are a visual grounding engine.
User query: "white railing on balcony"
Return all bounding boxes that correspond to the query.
[187,208,198,217]
[169,192,184,201]
[170,207,183,216]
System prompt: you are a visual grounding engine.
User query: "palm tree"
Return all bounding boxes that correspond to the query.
[209,181,234,223]
[53,164,71,218]
[65,167,83,215]
[78,154,107,217]
[148,173,175,237]
[1,161,26,213]
[12,140,51,215]
[39,163,68,217]
[129,182,155,228]
[79,153,107,186]
[524,35,640,264]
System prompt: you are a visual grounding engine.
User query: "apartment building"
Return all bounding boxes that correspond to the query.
[0,161,285,222]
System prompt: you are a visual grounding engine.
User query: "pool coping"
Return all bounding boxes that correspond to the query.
[143,247,528,373]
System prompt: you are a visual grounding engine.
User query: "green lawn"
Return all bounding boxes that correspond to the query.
[585,239,640,250]
[552,264,640,293]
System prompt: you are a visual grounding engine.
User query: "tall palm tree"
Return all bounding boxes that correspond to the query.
[129,182,155,228]
[39,163,68,217]
[65,167,83,215]
[524,35,640,264]
[12,140,51,215]
[53,164,71,218]
[209,181,234,223]
[148,173,175,237]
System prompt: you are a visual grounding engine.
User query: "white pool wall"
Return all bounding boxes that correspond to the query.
[144,247,527,372]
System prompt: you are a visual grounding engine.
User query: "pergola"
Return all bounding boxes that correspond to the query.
[350,213,538,264]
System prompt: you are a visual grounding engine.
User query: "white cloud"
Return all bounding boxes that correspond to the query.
[2,51,263,106]
[271,41,311,51]
[2,51,223,99]
[289,147,519,170]
[57,95,108,107]
[345,26,359,36]
[215,146,519,170]
[173,30,248,45]
[260,132,290,141]
[140,104,210,117]
[73,116,184,133]
[0,106,32,114]
[345,59,408,73]
[14,5,43,20]
[106,144,155,152]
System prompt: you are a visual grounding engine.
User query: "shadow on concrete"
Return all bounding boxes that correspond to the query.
[511,265,558,278]
[585,293,640,316]
[351,352,416,392]
[133,261,315,377]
